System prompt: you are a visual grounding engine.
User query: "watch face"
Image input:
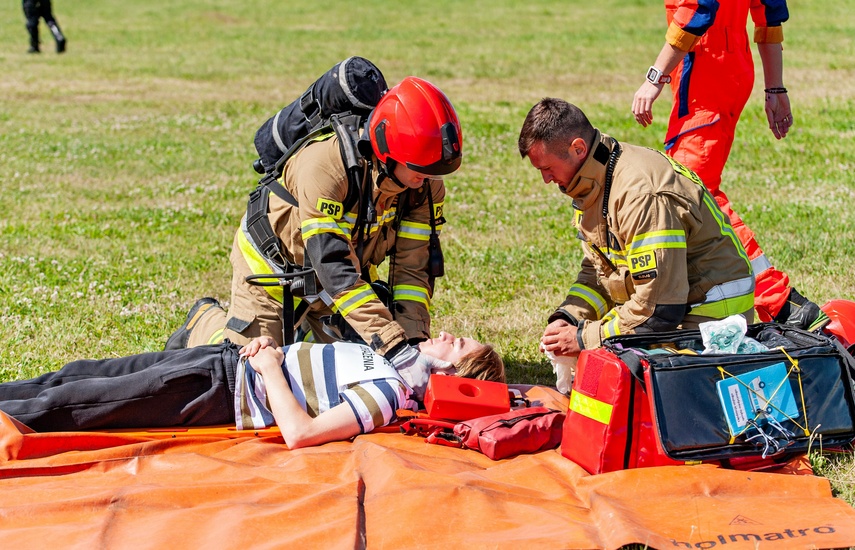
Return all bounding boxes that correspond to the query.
[647,67,658,81]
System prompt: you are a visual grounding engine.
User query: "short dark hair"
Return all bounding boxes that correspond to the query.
[518,98,596,159]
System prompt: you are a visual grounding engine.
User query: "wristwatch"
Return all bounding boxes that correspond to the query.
[646,66,672,85]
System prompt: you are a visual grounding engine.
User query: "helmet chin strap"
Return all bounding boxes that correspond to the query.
[378,158,407,189]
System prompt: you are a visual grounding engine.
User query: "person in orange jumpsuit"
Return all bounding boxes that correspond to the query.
[631,0,828,332]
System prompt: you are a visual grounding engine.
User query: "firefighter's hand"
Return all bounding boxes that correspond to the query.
[764,91,793,139]
[632,81,665,128]
[541,319,582,357]
[240,336,277,357]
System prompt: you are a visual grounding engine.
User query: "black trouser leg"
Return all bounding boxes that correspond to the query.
[0,343,239,432]
[39,0,65,52]
[23,0,40,52]
[47,21,65,52]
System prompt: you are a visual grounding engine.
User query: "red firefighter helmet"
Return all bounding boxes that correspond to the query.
[821,299,855,350]
[369,76,462,176]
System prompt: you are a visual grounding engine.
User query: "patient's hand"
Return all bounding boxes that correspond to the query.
[248,346,286,377]
[240,336,277,357]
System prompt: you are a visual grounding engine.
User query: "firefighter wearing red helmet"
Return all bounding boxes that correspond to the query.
[172,77,462,378]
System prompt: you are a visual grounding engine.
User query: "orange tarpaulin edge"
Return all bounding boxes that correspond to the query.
[1,385,854,549]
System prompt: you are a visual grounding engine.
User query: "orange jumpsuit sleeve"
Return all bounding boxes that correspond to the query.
[665,0,719,52]
[750,0,788,43]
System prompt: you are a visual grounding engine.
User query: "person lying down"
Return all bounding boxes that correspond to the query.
[0,333,505,449]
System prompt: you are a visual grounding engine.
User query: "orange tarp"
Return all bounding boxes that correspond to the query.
[1,386,854,549]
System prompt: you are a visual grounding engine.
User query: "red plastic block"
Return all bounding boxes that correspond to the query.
[423,374,510,421]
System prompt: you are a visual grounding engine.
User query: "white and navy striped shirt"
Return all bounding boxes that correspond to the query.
[234,342,417,434]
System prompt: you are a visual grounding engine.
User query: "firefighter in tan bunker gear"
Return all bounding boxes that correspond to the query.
[520,98,754,358]
[182,77,462,364]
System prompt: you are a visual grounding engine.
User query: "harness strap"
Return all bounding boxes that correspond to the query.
[246,184,286,268]
[265,180,299,207]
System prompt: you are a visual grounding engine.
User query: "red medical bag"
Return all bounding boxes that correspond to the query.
[561,323,855,474]
[560,347,680,474]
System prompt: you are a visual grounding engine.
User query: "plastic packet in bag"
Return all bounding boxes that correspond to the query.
[700,314,749,354]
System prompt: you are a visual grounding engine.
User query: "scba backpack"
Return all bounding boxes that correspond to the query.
[252,56,387,177]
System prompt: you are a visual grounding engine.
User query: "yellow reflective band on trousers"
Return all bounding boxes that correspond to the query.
[569,390,613,425]
[206,328,225,346]
[332,284,375,317]
[627,229,686,254]
[393,284,430,307]
[601,309,622,339]
[301,216,349,239]
[568,283,608,319]
[689,276,755,318]
[398,221,433,241]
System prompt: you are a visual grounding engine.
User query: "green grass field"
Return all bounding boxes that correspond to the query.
[1,0,854,503]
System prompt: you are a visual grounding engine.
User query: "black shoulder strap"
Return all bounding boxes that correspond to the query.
[616,349,646,385]
[264,178,298,207]
[246,113,370,269]
[246,183,287,268]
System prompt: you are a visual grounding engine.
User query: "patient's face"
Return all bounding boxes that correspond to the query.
[418,331,482,365]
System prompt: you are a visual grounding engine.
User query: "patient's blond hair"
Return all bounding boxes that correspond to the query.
[455,344,505,383]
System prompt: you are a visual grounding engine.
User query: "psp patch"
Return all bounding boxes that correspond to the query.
[316,198,344,219]
[628,250,657,280]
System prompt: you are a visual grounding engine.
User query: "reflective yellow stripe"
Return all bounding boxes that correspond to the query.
[206,328,225,345]
[398,221,433,241]
[239,218,307,307]
[393,284,430,307]
[701,192,752,273]
[378,207,397,226]
[689,276,755,318]
[333,284,375,317]
[611,253,628,267]
[567,283,608,319]
[689,293,755,318]
[602,309,622,339]
[569,391,613,425]
[628,229,686,254]
[237,226,283,303]
[301,216,349,239]
[689,295,754,318]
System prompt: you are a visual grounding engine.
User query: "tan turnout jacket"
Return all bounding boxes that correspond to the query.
[552,131,754,350]
[229,135,443,355]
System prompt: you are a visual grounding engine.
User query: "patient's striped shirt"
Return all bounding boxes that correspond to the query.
[234,342,416,433]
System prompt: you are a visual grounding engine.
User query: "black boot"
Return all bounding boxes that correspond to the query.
[47,21,65,53]
[773,288,830,332]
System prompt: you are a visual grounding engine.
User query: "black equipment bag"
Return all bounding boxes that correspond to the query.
[253,56,387,175]
[603,323,855,463]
